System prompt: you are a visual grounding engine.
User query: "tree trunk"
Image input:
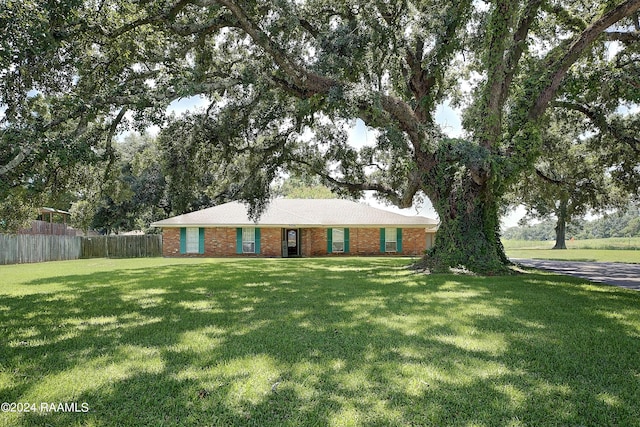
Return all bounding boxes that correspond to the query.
[422,176,510,274]
[552,199,568,249]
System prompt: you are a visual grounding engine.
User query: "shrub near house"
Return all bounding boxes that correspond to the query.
[152,199,438,258]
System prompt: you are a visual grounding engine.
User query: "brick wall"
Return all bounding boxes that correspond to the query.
[259,228,281,257]
[161,226,435,257]
[349,228,380,255]
[401,228,431,255]
[162,228,181,257]
[309,228,328,256]
[204,228,236,256]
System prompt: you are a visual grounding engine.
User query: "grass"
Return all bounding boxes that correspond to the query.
[503,237,640,250]
[505,249,640,263]
[503,238,640,263]
[1,257,640,426]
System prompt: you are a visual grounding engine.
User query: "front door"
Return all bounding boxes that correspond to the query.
[284,229,300,257]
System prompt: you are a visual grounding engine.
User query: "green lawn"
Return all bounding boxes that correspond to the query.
[503,237,640,250]
[2,258,640,426]
[505,248,640,263]
[503,238,640,263]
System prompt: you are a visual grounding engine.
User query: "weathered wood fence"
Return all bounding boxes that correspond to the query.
[80,235,162,259]
[0,234,162,265]
[19,220,76,236]
[0,234,82,265]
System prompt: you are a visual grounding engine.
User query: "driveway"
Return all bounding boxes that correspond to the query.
[513,259,640,291]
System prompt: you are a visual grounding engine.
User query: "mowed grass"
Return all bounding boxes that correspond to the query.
[503,238,640,263]
[503,237,640,250]
[505,249,640,263]
[1,258,640,426]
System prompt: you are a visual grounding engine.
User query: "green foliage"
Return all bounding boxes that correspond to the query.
[504,202,640,241]
[274,176,338,199]
[2,0,639,272]
[508,110,630,248]
[0,191,37,233]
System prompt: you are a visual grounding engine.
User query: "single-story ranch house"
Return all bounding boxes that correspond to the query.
[151,199,438,258]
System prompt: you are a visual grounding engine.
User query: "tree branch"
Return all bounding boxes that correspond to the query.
[482,0,543,147]
[503,0,544,96]
[0,146,33,176]
[603,30,640,43]
[292,157,419,208]
[554,100,640,155]
[541,2,587,32]
[216,0,429,160]
[406,0,472,124]
[535,168,564,185]
[215,0,308,88]
[530,0,640,119]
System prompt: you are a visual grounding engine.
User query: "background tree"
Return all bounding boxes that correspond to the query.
[503,200,640,240]
[2,0,640,272]
[510,112,627,249]
[274,175,339,199]
[78,133,169,234]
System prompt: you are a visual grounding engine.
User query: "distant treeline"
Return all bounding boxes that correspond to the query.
[503,204,640,241]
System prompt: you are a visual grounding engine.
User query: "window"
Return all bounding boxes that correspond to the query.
[185,227,199,253]
[332,228,345,253]
[385,227,397,252]
[287,230,297,247]
[327,228,349,253]
[242,227,255,253]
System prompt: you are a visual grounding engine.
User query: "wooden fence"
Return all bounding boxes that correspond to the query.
[0,234,162,265]
[0,234,82,265]
[18,220,77,236]
[80,235,162,259]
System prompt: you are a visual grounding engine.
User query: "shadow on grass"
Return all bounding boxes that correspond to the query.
[1,258,640,426]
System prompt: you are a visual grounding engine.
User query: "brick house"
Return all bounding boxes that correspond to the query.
[151,199,438,258]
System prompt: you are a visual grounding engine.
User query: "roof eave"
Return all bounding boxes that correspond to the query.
[152,223,439,229]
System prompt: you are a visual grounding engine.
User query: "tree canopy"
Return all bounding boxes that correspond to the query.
[510,110,629,249]
[1,0,639,272]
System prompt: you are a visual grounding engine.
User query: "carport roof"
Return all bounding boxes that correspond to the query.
[151,199,438,229]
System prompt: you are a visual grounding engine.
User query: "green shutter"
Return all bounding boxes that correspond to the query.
[198,228,205,254]
[327,228,333,253]
[236,228,243,254]
[255,228,261,254]
[380,228,385,253]
[344,228,350,253]
[180,228,186,254]
[396,228,403,253]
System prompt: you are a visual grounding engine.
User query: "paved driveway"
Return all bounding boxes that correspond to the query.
[513,259,640,291]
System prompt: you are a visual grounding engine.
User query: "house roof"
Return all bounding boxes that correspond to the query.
[151,199,438,229]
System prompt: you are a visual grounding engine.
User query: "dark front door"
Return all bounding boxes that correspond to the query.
[285,229,299,257]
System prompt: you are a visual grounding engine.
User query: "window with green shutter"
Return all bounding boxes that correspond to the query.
[236,228,243,254]
[332,228,345,253]
[236,228,260,254]
[344,228,350,253]
[180,227,204,254]
[385,228,397,252]
[242,227,256,253]
[328,228,348,253]
[185,227,200,253]
[198,228,205,254]
[381,227,401,253]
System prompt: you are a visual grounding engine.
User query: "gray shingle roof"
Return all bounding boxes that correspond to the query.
[151,199,438,228]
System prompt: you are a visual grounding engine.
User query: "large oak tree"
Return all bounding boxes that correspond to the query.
[510,111,628,250]
[1,0,639,272]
